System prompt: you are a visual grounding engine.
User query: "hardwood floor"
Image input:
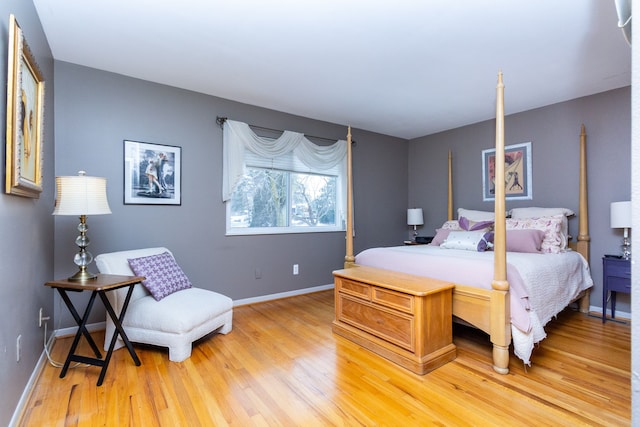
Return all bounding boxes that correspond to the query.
[19,290,630,426]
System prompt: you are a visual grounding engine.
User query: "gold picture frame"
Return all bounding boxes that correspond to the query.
[5,14,45,198]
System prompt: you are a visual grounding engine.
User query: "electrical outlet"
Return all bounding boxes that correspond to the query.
[16,335,21,362]
[293,264,299,275]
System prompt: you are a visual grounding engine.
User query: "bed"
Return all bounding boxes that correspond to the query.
[337,72,593,374]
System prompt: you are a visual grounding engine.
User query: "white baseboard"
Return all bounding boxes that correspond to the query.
[589,304,631,321]
[9,331,56,427]
[52,284,336,336]
[53,321,106,338]
[233,283,334,307]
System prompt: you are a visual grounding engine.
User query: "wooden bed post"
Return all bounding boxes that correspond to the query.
[344,126,356,268]
[577,124,591,312]
[491,72,510,374]
[448,150,453,221]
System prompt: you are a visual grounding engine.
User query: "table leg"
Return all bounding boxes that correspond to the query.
[602,283,607,323]
[611,291,617,319]
[58,289,102,378]
[99,285,141,363]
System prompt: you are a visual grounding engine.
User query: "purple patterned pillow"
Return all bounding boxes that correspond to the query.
[127,252,192,301]
[458,216,494,232]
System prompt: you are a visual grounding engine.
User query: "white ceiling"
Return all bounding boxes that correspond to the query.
[32,0,631,139]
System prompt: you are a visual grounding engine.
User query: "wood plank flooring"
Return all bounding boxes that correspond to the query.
[18,290,630,426]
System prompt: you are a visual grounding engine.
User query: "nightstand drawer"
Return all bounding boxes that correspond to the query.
[602,256,632,322]
[608,276,631,293]
[604,259,631,278]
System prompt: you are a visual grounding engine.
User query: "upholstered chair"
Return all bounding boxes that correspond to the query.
[95,247,232,362]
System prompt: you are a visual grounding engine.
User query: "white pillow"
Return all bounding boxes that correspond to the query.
[457,208,494,221]
[509,207,574,247]
[440,230,493,252]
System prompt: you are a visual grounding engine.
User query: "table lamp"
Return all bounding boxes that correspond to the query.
[53,171,112,281]
[610,201,631,260]
[407,208,424,240]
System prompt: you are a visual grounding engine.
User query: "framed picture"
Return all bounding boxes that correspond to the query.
[482,142,532,201]
[5,14,45,198]
[124,140,182,205]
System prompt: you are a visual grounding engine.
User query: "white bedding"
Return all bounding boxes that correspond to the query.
[355,245,593,365]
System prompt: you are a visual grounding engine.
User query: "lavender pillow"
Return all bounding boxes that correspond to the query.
[429,228,452,246]
[127,252,192,301]
[506,229,545,253]
[506,215,566,253]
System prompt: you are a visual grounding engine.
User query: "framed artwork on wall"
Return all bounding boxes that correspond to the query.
[124,140,182,205]
[482,142,532,201]
[5,14,45,198]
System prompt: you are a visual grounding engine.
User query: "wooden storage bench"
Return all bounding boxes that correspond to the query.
[332,266,456,374]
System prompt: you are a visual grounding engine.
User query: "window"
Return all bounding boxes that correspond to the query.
[223,120,346,235]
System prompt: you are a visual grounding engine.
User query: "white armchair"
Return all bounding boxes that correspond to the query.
[95,247,233,362]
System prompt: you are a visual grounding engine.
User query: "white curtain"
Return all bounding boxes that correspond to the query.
[222,119,347,202]
[615,0,632,45]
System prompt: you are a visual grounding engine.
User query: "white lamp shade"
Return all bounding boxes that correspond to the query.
[407,208,424,226]
[610,201,631,229]
[53,173,112,216]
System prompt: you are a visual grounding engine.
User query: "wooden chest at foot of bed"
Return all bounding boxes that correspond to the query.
[332,266,457,375]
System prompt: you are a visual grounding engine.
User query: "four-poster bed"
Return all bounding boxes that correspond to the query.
[333,73,593,374]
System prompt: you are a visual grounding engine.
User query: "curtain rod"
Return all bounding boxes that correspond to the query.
[216,116,354,145]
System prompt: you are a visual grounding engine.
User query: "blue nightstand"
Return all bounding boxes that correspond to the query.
[602,256,631,323]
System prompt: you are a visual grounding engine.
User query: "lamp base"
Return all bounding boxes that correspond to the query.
[621,234,631,260]
[68,269,98,282]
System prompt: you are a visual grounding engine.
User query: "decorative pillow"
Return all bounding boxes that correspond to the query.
[505,229,545,253]
[506,215,566,254]
[127,252,193,301]
[457,208,494,221]
[509,207,574,247]
[458,216,494,232]
[429,228,452,246]
[440,220,462,231]
[440,230,494,252]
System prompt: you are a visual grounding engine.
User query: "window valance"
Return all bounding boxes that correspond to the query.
[222,120,347,202]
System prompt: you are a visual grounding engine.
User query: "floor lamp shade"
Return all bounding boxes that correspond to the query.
[53,172,111,281]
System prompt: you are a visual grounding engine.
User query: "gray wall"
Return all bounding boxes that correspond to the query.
[52,61,408,328]
[0,2,55,425]
[408,87,632,312]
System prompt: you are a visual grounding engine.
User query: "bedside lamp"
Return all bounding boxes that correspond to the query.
[407,208,424,240]
[610,201,631,260]
[53,171,112,281]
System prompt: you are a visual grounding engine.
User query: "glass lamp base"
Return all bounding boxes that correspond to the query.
[621,237,631,260]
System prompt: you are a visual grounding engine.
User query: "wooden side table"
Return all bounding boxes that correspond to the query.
[602,256,631,323]
[45,274,144,386]
[332,266,456,374]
